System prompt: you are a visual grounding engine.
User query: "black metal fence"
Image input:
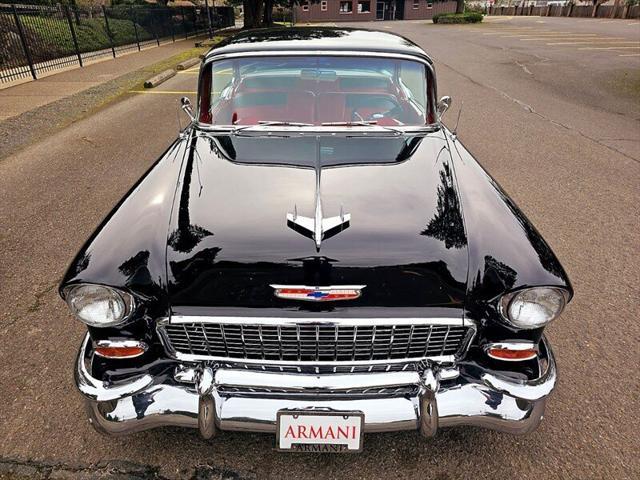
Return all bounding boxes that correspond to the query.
[0,3,235,84]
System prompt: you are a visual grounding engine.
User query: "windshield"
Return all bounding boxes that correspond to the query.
[198,56,435,127]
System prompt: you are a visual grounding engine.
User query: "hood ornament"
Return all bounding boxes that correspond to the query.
[270,285,365,302]
[287,158,350,251]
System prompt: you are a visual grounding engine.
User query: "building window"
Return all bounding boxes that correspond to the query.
[413,0,419,9]
[357,1,371,12]
[340,1,353,13]
[302,2,309,11]
[321,0,328,11]
[426,1,433,8]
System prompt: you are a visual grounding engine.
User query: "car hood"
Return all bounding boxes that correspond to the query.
[166,131,468,318]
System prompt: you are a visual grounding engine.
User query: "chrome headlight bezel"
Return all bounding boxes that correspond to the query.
[499,287,569,330]
[63,284,136,328]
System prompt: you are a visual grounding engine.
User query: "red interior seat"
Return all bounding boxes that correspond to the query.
[229,91,315,125]
[316,93,347,124]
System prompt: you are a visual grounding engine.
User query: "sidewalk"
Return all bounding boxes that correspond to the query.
[0,37,203,121]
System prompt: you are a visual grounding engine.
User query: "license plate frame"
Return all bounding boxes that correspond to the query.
[276,410,365,453]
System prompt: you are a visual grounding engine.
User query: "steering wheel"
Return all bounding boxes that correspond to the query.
[353,104,404,123]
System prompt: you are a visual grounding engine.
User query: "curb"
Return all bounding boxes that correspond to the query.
[143,69,176,88]
[176,57,201,71]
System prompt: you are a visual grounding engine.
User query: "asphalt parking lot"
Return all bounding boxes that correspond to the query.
[0,16,639,480]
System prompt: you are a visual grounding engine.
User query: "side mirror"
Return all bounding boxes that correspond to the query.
[437,96,452,119]
[180,96,195,123]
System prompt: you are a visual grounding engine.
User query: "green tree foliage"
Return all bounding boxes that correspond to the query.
[236,0,317,28]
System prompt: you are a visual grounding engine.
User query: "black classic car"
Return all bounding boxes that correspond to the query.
[60,28,572,452]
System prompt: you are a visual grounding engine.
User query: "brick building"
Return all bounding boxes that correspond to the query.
[294,0,457,22]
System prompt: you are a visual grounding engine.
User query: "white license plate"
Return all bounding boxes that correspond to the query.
[276,410,364,453]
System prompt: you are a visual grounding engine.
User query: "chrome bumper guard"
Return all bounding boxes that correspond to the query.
[75,334,556,438]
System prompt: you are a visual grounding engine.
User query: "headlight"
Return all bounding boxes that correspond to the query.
[64,284,134,327]
[499,287,568,329]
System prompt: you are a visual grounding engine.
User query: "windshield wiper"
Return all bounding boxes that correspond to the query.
[322,120,403,136]
[230,121,312,136]
[257,121,313,126]
[321,121,378,126]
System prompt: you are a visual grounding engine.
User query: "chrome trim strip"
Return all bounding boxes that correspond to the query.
[164,315,468,327]
[481,338,556,401]
[269,284,366,290]
[484,341,536,351]
[214,369,421,392]
[164,351,457,366]
[75,335,154,402]
[194,124,439,137]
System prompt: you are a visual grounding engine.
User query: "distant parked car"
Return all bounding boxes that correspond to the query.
[61,27,572,453]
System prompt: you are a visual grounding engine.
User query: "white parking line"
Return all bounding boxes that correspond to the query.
[548,41,638,45]
[619,53,640,56]
[509,33,597,38]
[482,30,535,35]
[579,46,640,50]
[130,90,197,94]
[499,32,573,37]
[520,36,604,42]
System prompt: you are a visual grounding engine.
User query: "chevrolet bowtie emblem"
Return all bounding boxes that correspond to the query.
[287,164,350,251]
[270,285,365,302]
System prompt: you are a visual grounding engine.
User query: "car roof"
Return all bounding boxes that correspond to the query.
[205,27,433,64]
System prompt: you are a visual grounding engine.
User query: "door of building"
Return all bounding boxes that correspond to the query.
[395,0,404,19]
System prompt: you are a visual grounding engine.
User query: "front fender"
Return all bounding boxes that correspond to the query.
[448,133,572,335]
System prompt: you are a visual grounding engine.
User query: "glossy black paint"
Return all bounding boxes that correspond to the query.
[59,138,189,343]
[165,132,469,317]
[59,27,571,356]
[449,139,572,340]
[207,27,434,64]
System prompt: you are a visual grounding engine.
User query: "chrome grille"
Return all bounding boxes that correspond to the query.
[162,322,471,362]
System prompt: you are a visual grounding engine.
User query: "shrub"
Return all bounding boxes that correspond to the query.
[19,15,152,56]
[432,12,483,24]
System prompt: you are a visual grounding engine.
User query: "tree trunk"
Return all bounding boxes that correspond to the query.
[610,0,620,18]
[263,0,274,26]
[456,0,464,14]
[243,0,264,28]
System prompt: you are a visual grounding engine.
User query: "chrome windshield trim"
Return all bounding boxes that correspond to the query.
[195,50,439,132]
[193,124,440,137]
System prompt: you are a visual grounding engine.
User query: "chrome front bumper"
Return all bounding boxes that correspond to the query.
[75,334,557,438]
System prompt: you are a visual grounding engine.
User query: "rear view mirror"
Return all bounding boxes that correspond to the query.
[180,97,195,123]
[437,96,452,119]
